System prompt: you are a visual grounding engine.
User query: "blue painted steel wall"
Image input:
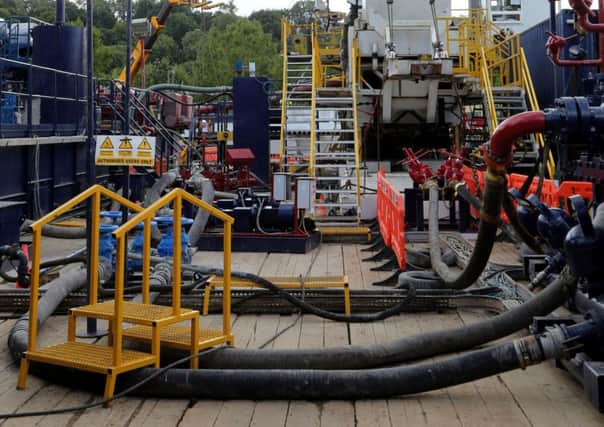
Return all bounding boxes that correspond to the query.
[233,77,270,182]
[521,10,599,107]
[32,25,85,128]
[0,142,110,219]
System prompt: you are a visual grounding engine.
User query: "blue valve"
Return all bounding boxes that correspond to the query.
[99,224,118,264]
[128,221,157,271]
[155,216,194,264]
[100,211,123,225]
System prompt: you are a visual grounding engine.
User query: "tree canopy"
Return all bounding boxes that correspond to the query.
[0,0,323,87]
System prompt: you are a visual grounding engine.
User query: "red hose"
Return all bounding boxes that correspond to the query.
[486,111,546,172]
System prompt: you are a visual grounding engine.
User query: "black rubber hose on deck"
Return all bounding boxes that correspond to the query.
[429,174,506,289]
[0,245,30,286]
[28,334,558,400]
[189,267,575,369]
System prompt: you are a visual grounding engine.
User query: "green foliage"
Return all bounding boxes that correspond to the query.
[193,19,281,87]
[0,0,286,87]
[249,9,285,44]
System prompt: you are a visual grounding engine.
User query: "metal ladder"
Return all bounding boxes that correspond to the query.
[312,87,361,224]
[281,53,314,174]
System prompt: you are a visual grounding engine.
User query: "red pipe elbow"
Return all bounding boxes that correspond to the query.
[486,112,546,172]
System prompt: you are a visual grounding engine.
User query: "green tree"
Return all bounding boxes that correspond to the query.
[194,19,280,86]
[164,11,197,46]
[149,33,180,63]
[288,1,315,25]
[249,9,285,43]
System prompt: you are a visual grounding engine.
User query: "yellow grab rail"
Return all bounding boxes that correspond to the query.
[114,188,234,353]
[279,18,290,171]
[26,185,144,359]
[310,21,321,176]
[480,47,498,135]
[351,37,362,210]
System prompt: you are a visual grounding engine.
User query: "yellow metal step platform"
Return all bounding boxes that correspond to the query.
[203,275,350,316]
[22,342,156,374]
[123,324,233,350]
[70,300,197,325]
[318,226,371,241]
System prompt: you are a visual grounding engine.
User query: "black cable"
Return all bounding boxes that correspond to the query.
[0,347,222,419]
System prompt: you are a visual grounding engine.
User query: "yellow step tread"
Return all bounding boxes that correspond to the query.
[25,342,156,374]
[71,301,197,323]
[208,275,348,288]
[318,226,371,236]
[123,325,228,349]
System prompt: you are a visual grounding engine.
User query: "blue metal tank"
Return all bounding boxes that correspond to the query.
[31,24,85,129]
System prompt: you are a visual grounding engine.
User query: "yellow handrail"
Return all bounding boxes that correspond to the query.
[279,18,290,171]
[26,185,144,360]
[351,37,362,210]
[114,188,234,347]
[310,21,321,176]
[480,47,498,135]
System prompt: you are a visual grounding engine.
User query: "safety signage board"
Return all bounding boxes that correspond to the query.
[95,135,156,166]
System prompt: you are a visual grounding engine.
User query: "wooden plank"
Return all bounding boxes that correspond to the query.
[343,245,364,289]
[179,401,223,427]
[2,384,86,427]
[285,402,320,427]
[126,399,190,427]
[320,401,355,427]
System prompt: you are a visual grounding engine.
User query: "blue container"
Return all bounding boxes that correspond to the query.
[521,10,599,108]
[233,77,270,182]
[31,25,85,128]
[155,216,194,264]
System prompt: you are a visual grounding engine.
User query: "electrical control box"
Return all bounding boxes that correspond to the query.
[296,177,315,210]
[273,172,292,201]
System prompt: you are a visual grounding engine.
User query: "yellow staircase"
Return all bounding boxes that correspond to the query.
[17,185,235,402]
[280,17,365,233]
[441,9,555,177]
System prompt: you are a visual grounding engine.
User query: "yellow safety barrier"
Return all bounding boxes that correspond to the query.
[202,275,351,316]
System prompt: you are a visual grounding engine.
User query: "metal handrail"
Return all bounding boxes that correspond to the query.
[26,185,144,362]
[309,21,320,176]
[480,47,498,134]
[351,37,362,213]
[113,188,234,365]
[279,18,289,170]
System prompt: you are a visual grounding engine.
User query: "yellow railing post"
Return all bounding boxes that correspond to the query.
[142,217,152,304]
[112,236,126,367]
[279,19,289,171]
[309,21,319,176]
[172,192,182,315]
[89,191,101,305]
[27,228,42,353]
[223,222,232,337]
[351,37,362,211]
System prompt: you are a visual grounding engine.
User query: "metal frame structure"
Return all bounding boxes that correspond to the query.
[17,185,235,402]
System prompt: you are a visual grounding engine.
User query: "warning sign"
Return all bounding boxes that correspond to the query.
[95,135,156,166]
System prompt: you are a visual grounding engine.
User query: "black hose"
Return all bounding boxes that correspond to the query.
[20,220,87,239]
[397,271,445,289]
[502,193,543,254]
[29,334,554,400]
[0,245,30,287]
[195,266,417,323]
[0,256,87,285]
[429,175,506,289]
[190,268,576,369]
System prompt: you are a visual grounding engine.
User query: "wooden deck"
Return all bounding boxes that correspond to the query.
[1,239,604,426]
